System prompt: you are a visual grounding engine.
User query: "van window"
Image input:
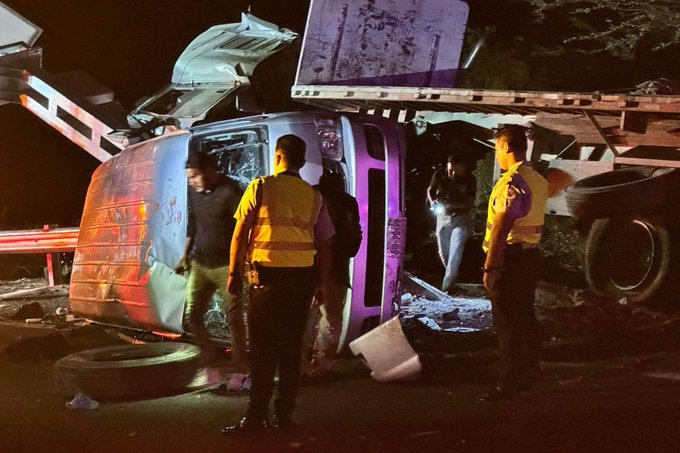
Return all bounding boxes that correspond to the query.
[364,125,386,161]
[194,128,267,188]
[365,168,386,307]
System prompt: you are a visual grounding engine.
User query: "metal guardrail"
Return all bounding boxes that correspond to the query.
[0,226,79,254]
[0,226,79,285]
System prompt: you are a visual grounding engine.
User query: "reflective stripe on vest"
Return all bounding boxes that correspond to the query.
[483,163,548,253]
[250,174,321,267]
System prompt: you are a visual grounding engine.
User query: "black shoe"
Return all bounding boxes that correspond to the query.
[272,414,296,430]
[221,417,269,435]
[479,386,519,402]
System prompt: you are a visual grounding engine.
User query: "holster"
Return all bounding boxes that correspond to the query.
[245,261,261,287]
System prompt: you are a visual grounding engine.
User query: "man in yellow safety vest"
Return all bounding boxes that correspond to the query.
[222,134,334,433]
[481,125,548,402]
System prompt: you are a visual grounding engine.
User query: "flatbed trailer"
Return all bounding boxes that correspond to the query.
[292,83,680,306]
[291,84,680,149]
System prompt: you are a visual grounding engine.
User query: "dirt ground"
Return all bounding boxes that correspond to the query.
[4,276,680,451]
[2,275,679,358]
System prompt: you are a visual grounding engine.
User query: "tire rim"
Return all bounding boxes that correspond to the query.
[604,220,656,291]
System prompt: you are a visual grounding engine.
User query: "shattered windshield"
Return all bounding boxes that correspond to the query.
[195,128,267,188]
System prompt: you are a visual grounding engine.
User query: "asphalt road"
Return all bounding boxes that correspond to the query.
[3,322,680,453]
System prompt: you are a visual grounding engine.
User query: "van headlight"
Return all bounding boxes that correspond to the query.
[315,118,343,161]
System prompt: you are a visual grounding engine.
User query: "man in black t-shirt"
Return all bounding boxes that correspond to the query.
[175,151,249,386]
[427,152,476,294]
[305,172,361,377]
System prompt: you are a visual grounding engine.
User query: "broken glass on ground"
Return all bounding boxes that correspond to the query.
[398,273,495,353]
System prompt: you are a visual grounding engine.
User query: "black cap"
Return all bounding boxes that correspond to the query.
[447,152,466,164]
[186,151,218,171]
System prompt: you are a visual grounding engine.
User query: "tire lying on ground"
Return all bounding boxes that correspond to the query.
[55,342,203,401]
[585,216,677,304]
[565,167,680,223]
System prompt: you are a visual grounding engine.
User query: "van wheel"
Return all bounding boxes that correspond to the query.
[585,217,674,304]
[565,167,679,223]
[55,342,203,401]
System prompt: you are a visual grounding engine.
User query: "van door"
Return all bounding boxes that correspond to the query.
[182,126,268,339]
[339,115,407,349]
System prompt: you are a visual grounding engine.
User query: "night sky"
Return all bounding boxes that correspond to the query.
[0,0,678,228]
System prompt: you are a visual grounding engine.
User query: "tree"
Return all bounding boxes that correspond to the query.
[519,0,680,58]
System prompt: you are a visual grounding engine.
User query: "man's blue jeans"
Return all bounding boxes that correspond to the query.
[435,212,473,292]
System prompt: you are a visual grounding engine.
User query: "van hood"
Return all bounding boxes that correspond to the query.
[131,12,297,129]
[0,2,42,51]
[172,12,297,86]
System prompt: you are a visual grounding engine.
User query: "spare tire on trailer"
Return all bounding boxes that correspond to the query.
[565,167,680,224]
[585,216,678,304]
[55,342,203,401]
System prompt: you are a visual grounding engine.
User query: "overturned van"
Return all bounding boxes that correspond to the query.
[0,4,406,351]
[69,111,406,350]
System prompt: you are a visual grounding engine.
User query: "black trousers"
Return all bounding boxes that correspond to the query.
[488,245,540,388]
[246,266,315,421]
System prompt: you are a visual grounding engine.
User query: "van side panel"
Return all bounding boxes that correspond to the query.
[69,133,190,332]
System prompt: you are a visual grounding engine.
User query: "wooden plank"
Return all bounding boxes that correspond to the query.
[291,84,680,116]
[613,157,680,168]
[584,110,620,156]
[534,115,680,147]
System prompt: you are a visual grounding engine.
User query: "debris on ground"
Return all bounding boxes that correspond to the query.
[534,281,586,310]
[441,308,461,322]
[65,393,99,411]
[535,289,667,340]
[0,272,677,369]
[9,302,45,320]
[0,279,84,328]
[400,273,492,332]
[413,315,441,332]
[0,285,69,301]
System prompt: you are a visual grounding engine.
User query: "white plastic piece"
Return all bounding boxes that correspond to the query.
[349,316,422,382]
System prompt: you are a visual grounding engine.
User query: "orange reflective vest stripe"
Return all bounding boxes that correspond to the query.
[250,174,322,267]
[483,162,548,252]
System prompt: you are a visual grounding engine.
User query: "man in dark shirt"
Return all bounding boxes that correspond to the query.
[175,151,249,383]
[427,152,477,294]
[305,172,362,377]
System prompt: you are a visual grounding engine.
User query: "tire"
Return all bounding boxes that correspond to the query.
[565,167,680,223]
[55,342,203,401]
[585,217,676,304]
